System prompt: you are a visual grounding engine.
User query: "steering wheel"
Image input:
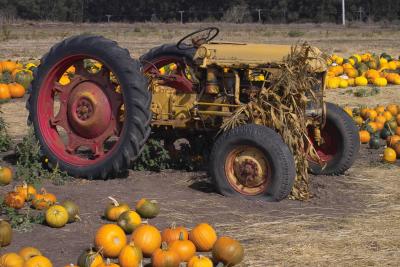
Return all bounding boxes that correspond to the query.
[177,27,219,50]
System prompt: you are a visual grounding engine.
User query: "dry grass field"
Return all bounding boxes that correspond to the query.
[0,22,400,266]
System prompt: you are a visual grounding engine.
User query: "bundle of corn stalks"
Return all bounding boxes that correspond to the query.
[222,43,325,200]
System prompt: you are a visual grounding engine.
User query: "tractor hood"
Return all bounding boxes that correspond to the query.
[194,42,326,72]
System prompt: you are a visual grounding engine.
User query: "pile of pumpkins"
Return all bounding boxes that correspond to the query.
[326,53,400,89]
[0,246,53,267]
[76,196,244,267]
[343,103,400,163]
[0,60,36,100]
[0,166,80,229]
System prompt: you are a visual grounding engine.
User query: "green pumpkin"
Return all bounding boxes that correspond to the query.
[349,55,358,65]
[385,120,398,132]
[135,199,159,219]
[0,71,12,84]
[117,210,142,234]
[369,137,380,149]
[0,220,12,247]
[14,70,33,89]
[357,63,369,74]
[380,53,392,61]
[61,200,80,223]
[381,127,392,140]
[77,248,102,267]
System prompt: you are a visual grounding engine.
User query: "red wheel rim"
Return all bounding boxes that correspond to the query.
[142,55,194,93]
[37,55,123,167]
[308,121,340,163]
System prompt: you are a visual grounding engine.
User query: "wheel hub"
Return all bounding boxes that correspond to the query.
[67,81,112,139]
[233,155,265,188]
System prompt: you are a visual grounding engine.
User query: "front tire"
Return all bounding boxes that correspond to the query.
[209,124,295,201]
[308,102,360,175]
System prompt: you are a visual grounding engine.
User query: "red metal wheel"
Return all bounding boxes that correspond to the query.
[37,56,123,166]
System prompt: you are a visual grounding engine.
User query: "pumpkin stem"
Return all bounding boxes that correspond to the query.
[40,187,47,194]
[171,222,176,229]
[22,181,28,188]
[75,215,82,221]
[128,241,136,247]
[179,231,184,241]
[141,220,149,225]
[105,258,111,265]
[108,196,119,206]
[161,241,169,250]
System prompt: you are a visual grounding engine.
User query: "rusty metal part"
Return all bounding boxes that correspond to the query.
[233,70,241,105]
[225,146,269,195]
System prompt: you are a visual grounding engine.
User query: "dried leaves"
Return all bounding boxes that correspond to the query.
[222,43,325,200]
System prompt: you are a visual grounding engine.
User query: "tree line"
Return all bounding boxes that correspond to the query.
[0,0,399,23]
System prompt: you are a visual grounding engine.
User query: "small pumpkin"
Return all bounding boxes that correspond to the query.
[7,83,25,98]
[18,246,42,261]
[151,242,180,267]
[1,61,18,73]
[189,223,217,252]
[355,76,368,86]
[95,259,119,267]
[393,143,400,158]
[15,182,36,201]
[77,247,103,267]
[0,166,13,186]
[359,130,370,144]
[0,83,11,100]
[31,188,57,210]
[118,242,143,267]
[104,197,130,221]
[0,220,12,247]
[169,232,196,262]
[131,223,162,257]
[161,223,188,244]
[383,147,397,163]
[212,237,244,266]
[14,69,33,90]
[117,210,141,234]
[45,205,69,228]
[4,191,25,209]
[188,255,213,267]
[0,253,24,267]
[24,255,53,267]
[135,198,159,219]
[368,136,380,149]
[61,200,80,223]
[387,135,400,148]
[94,224,127,258]
[386,104,398,116]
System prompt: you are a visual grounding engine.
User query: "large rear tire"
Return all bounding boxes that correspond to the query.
[28,35,151,179]
[209,124,295,201]
[308,102,360,175]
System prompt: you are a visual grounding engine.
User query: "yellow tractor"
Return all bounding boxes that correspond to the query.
[28,27,359,201]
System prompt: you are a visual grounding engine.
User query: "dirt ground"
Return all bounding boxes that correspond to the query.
[0,22,400,266]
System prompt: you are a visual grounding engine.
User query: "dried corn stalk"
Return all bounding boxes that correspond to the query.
[222,43,326,200]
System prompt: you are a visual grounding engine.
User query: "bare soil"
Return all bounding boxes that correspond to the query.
[0,22,400,266]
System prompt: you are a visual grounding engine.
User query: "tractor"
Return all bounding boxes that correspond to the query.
[27,27,359,201]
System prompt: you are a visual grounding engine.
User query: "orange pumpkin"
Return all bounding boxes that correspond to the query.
[15,182,36,201]
[0,253,24,267]
[77,248,104,267]
[0,83,11,100]
[387,135,400,148]
[151,242,180,267]
[386,104,398,116]
[64,265,78,267]
[1,61,18,73]
[189,223,217,252]
[169,232,196,262]
[383,147,397,163]
[396,114,400,126]
[4,191,25,209]
[24,255,53,267]
[393,143,400,158]
[395,127,400,136]
[188,255,213,267]
[7,83,25,98]
[95,259,120,267]
[131,224,162,257]
[212,237,244,266]
[31,188,57,210]
[161,223,189,244]
[0,166,13,186]
[359,130,370,144]
[105,196,130,221]
[18,246,42,261]
[95,224,127,258]
[118,242,143,267]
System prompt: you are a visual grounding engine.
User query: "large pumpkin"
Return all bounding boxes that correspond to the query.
[188,255,213,267]
[212,237,244,266]
[77,248,103,267]
[18,246,42,261]
[161,223,188,244]
[135,198,159,219]
[0,253,24,267]
[118,242,143,267]
[1,61,18,73]
[95,259,119,267]
[151,242,180,267]
[131,224,162,257]
[0,83,11,100]
[61,200,80,223]
[15,182,36,201]
[0,220,12,247]
[0,166,13,185]
[31,189,57,210]
[45,205,69,228]
[189,223,217,252]
[94,224,127,258]
[24,255,53,267]
[169,232,196,262]
[7,83,25,98]
[117,210,141,234]
[4,191,25,209]
[104,197,130,221]
[14,69,33,90]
